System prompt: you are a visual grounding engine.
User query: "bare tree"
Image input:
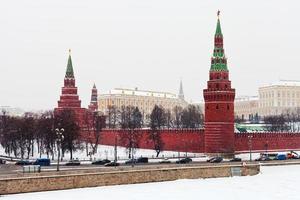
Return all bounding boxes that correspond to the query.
[173,106,183,128]
[55,109,81,160]
[119,106,143,158]
[181,105,203,128]
[149,105,166,157]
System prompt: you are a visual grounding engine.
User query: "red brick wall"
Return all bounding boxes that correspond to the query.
[235,132,300,153]
[83,129,205,153]
[82,129,300,153]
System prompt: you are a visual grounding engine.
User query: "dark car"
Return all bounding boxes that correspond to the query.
[33,158,50,166]
[229,157,242,162]
[176,157,192,164]
[207,157,223,163]
[104,162,120,167]
[65,159,81,166]
[125,159,138,164]
[255,157,272,161]
[0,159,6,164]
[137,157,148,163]
[92,159,111,165]
[15,160,32,165]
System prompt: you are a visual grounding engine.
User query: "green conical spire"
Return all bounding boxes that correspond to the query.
[65,49,74,78]
[210,11,228,71]
[215,10,222,36]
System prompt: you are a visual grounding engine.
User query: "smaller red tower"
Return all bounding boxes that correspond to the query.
[203,12,236,155]
[88,84,98,112]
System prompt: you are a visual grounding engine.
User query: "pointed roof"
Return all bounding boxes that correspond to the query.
[93,83,96,89]
[178,79,185,100]
[215,11,222,36]
[65,49,74,78]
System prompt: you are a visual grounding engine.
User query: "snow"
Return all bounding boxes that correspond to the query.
[0,144,203,161]
[2,165,300,200]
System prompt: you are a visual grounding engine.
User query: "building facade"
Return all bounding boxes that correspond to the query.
[234,96,259,121]
[203,12,236,154]
[98,87,188,118]
[235,81,300,120]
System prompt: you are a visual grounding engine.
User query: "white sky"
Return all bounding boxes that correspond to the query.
[0,0,299,110]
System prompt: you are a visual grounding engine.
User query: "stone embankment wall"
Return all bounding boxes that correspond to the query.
[0,164,259,195]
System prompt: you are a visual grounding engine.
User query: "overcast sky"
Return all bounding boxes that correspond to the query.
[0,0,299,110]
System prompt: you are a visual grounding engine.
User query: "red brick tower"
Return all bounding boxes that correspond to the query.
[55,50,87,127]
[88,83,98,112]
[203,12,236,155]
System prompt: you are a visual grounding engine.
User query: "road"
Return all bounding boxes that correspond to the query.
[1,158,300,180]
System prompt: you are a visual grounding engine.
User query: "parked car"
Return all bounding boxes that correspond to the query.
[125,157,149,165]
[15,160,32,165]
[33,158,50,166]
[159,158,171,164]
[66,159,81,166]
[287,151,299,159]
[104,162,120,167]
[207,157,223,163]
[137,157,148,163]
[176,157,192,164]
[92,159,111,165]
[274,154,287,160]
[0,159,6,164]
[255,156,272,161]
[125,159,137,165]
[229,157,242,162]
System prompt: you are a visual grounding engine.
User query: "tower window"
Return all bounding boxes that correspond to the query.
[216,105,219,109]
[206,106,209,110]
[227,105,230,110]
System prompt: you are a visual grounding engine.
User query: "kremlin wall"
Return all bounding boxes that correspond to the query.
[55,14,300,155]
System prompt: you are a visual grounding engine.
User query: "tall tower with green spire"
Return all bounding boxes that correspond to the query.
[203,11,236,155]
[57,50,82,108]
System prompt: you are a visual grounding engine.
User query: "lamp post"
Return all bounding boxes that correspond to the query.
[55,128,64,172]
[248,135,253,162]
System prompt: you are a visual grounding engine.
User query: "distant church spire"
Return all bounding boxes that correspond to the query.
[178,79,185,100]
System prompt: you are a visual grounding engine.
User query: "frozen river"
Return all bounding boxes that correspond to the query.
[2,165,300,200]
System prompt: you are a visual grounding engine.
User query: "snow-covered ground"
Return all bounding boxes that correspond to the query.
[2,165,300,200]
[0,144,203,161]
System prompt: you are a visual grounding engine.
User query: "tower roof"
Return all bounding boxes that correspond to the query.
[65,49,74,78]
[215,11,222,36]
[178,79,185,100]
[210,11,228,72]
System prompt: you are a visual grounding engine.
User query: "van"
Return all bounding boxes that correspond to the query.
[34,158,50,166]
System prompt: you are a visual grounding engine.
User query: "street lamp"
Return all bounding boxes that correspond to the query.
[55,128,64,172]
[248,135,253,162]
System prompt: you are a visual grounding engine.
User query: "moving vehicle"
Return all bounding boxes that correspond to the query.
[176,157,192,164]
[159,158,171,164]
[92,159,111,165]
[104,162,120,167]
[287,151,299,159]
[207,157,223,163]
[15,160,32,165]
[33,158,50,166]
[137,157,148,163]
[274,154,287,160]
[125,157,149,164]
[229,157,242,162]
[65,159,81,166]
